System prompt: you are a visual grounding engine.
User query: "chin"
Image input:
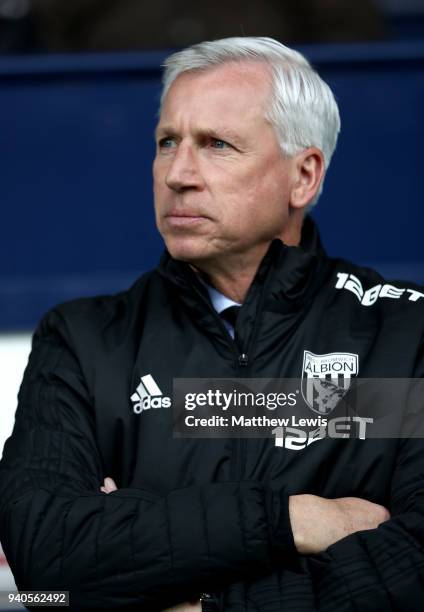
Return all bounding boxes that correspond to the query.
[164,236,212,264]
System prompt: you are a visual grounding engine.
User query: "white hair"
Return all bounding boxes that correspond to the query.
[160,36,341,207]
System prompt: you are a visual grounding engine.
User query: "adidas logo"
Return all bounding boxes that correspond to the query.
[130,374,171,414]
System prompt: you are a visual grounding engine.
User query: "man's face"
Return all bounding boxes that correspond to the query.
[153,61,296,267]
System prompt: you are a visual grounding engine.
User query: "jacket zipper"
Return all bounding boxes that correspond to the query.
[235,348,248,484]
[191,284,269,482]
[190,276,271,603]
[192,284,247,368]
[231,263,277,481]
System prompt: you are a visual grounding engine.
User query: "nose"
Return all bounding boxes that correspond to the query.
[165,142,203,192]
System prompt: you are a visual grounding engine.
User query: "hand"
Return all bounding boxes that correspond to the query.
[100,478,201,611]
[289,494,390,554]
[162,602,201,611]
[100,476,118,493]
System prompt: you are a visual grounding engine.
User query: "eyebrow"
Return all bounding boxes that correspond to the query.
[155,125,178,139]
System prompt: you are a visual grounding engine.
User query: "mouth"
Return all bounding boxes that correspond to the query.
[164,210,211,227]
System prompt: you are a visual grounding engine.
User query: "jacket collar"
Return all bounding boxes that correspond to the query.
[156,216,330,354]
[157,215,326,304]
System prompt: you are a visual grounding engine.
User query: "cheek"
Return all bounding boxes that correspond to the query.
[153,169,169,205]
[242,177,289,229]
[153,158,168,187]
[257,164,291,206]
[152,156,159,180]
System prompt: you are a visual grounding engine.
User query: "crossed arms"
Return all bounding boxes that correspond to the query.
[1,311,424,610]
[101,477,390,611]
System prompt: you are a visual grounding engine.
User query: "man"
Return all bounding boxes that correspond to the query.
[1,37,424,611]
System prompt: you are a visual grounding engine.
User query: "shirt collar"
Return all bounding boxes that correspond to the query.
[205,283,241,314]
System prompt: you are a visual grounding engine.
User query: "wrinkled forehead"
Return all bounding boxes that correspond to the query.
[159,60,273,117]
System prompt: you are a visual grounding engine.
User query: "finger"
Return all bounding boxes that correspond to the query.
[104,477,118,492]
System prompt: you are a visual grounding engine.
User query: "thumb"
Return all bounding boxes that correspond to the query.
[103,477,118,493]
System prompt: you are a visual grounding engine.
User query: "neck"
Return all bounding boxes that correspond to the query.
[195,223,303,303]
[187,211,304,302]
[195,252,265,304]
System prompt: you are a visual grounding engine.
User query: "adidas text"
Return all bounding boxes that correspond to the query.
[131,374,171,414]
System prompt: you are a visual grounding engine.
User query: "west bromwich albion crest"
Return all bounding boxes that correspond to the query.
[301,351,359,415]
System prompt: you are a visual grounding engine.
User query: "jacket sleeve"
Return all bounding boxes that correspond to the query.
[0,310,295,610]
[219,437,424,612]
[220,380,424,611]
[303,435,424,611]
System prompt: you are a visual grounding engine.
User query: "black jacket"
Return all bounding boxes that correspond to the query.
[1,218,424,611]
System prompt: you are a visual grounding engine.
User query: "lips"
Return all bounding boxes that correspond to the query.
[165,214,208,228]
[165,208,208,218]
[164,208,211,227]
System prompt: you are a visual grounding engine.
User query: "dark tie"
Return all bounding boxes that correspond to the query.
[220,305,240,328]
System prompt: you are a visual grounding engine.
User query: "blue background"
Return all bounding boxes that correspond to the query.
[1,42,423,330]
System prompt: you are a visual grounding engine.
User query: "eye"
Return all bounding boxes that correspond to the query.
[158,136,176,149]
[210,138,230,149]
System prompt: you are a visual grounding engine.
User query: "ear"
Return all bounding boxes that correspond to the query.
[290,147,325,210]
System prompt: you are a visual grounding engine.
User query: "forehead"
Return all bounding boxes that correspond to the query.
[158,61,273,129]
